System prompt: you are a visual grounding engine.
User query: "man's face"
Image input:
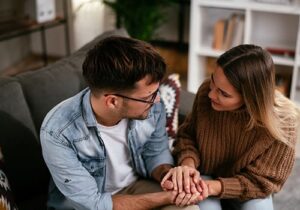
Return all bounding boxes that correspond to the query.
[119,75,161,120]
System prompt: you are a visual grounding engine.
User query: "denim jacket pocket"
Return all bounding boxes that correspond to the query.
[82,159,105,177]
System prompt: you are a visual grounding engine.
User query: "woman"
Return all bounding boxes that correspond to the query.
[162,44,299,210]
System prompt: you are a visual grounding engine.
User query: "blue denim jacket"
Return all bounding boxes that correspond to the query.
[40,88,174,210]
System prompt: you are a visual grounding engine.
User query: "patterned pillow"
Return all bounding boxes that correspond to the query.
[0,148,18,210]
[159,73,181,150]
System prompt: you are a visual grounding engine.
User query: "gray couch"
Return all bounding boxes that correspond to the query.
[0,29,195,209]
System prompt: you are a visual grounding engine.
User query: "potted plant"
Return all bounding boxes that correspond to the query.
[103,0,178,41]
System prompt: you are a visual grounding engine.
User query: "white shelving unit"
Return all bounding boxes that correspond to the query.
[188,0,300,104]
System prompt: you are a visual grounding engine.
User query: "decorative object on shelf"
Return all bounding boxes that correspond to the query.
[25,0,56,23]
[103,0,178,41]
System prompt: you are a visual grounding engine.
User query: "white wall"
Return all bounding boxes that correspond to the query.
[70,0,115,52]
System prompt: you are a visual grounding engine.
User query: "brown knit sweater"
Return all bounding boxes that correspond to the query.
[173,80,296,201]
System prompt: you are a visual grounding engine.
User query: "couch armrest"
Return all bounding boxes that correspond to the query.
[179,90,195,124]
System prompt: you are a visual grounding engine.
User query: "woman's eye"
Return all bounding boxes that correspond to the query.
[220,91,230,97]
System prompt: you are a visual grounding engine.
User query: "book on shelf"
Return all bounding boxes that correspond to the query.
[230,15,245,48]
[212,14,245,51]
[212,19,226,50]
[222,14,238,50]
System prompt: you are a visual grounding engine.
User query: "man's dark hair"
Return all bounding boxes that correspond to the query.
[82,36,166,92]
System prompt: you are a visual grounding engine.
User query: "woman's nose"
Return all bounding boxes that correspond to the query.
[208,89,217,101]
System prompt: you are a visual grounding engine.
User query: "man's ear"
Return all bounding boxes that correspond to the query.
[105,95,119,109]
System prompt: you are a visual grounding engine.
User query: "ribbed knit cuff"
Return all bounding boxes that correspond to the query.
[177,150,200,168]
[217,177,243,199]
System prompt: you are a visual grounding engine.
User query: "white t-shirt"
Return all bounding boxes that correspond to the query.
[97,119,138,194]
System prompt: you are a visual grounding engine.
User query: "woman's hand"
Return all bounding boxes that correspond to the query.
[161,165,201,194]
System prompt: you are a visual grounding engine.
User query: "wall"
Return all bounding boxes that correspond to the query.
[69,0,115,52]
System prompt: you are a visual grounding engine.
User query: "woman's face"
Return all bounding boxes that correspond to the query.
[208,67,244,111]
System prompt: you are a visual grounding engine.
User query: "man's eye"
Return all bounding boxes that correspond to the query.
[142,95,152,100]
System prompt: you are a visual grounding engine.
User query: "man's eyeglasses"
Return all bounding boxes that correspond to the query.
[105,88,159,104]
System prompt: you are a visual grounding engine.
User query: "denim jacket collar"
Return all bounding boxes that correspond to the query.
[82,89,99,128]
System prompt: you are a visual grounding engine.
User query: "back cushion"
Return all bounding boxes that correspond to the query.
[0,78,49,203]
[17,59,86,131]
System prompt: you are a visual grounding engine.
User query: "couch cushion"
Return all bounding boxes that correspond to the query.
[178,90,195,124]
[0,77,49,203]
[17,59,86,131]
[0,77,37,137]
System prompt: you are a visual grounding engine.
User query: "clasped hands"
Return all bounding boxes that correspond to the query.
[160,166,208,207]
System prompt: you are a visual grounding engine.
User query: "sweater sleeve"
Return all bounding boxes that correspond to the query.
[173,80,210,168]
[217,130,296,201]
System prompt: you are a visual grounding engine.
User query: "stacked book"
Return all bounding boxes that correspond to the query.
[212,14,245,50]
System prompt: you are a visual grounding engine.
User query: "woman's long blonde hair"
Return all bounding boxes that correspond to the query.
[217,44,299,147]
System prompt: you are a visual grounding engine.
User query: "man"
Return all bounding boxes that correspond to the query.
[40,36,201,210]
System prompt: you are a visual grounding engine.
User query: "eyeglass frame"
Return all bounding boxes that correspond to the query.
[104,88,160,104]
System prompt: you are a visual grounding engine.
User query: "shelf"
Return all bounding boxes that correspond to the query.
[197,0,247,10]
[0,54,61,77]
[0,17,66,42]
[196,47,294,66]
[196,0,300,14]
